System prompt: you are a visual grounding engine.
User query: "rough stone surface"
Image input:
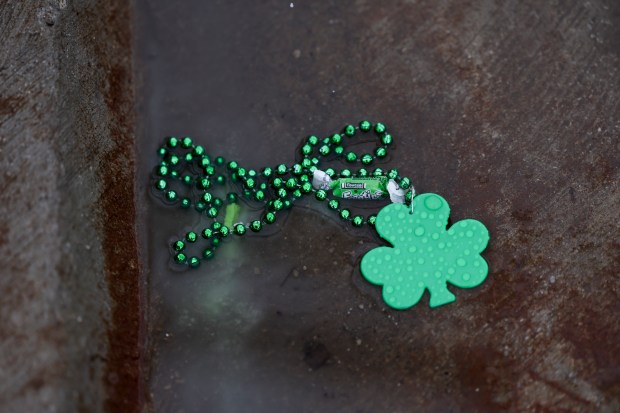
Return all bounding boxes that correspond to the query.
[0,1,139,412]
[139,0,619,412]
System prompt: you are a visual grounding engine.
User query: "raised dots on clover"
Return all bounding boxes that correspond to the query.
[361,193,490,310]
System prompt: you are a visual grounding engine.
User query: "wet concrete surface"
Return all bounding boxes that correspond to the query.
[137,0,620,412]
[0,1,138,412]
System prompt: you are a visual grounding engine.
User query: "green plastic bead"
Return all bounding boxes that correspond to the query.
[207,207,218,218]
[352,215,364,227]
[301,182,312,193]
[158,147,166,156]
[276,164,288,175]
[301,144,312,156]
[181,137,192,148]
[244,178,256,189]
[174,252,186,263]
[375,147,387,158]
[197,178,210,190]
[331,134,342,145]
[374,123,386,133]
[272,199,284,211]
[203,248,215,260]
[311,157,320,165]
[216,175,226,185]
[292,164,303,175]
[213,198,223,208]
[319,145,330,156]
[254,190,265,201]
[202,228,213,239]
[228,161,239,171]
[405,190,413,203]
[204,165,215,176]
[157,165,169,176]
[250,220,262,232]
[334,146,344,155]
[212,238,221,247]
[388,168,398,180]
[400,177,411,189]
[272,178,283,188]
[265,212,276,224]
[189,256,200,268]
[155,179,167,190]
[345,152,357,163]
[357,168,368,177]
[361,154,373,165]
[359,120,371,132]
[182,175,192,185]
[292,189,302,198]
[302,158,312,168]
[180,198,191,208]
[381,133,393,146]
[234,224,246,235]
[299,174,309,183]
[325,168,335,177]
[328,199,339,210]
[248,169,257,177]
[237,168,247,178]
[367,215,377,226]
[193,145,205,156]
[169,155,180,166]
[344,124,356,136]
[212,221,222,231]
[373,168,384,176]
[173,240,185,251]
[167,136,178,148]
[201,157,211,168]
[340,169,352,178]
[340,209,351,220]
[184,153,193,163]
[277,188,288,199]
[202,193,213,203]
[195,202,206,212]
[165,190,177,201]
[286,178,297,189]
[215,156,225,166]
[186,231,197,243]
[308,135,319,145]
[219,226,230,237]
[262,167,273,177]
[170,171,178,178]
[284,200,293,209]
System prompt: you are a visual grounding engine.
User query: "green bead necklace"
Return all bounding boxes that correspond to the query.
[153,121,411,265]
[152,120,491,310]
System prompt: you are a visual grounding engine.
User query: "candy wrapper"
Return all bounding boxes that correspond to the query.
[312,170,408,204]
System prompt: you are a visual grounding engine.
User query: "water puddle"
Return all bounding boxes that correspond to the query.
[136,1,452,412]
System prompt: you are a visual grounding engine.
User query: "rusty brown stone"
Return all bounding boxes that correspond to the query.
[0,1,139,412]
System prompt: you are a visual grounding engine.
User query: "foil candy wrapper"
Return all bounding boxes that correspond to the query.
[312,169,408,204]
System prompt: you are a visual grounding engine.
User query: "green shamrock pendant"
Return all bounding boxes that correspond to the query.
[361,193,490,310]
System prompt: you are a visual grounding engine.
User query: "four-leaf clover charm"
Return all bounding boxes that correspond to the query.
[360,193,490,310]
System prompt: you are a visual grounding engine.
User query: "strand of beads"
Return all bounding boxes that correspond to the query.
[152,121,414,268]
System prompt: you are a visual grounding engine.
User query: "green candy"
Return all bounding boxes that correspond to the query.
[361,193,490,310]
